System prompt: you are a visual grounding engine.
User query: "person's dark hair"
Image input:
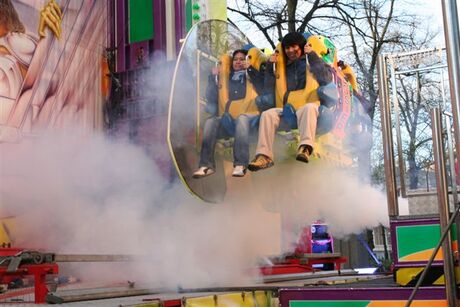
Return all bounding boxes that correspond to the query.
[232,49,248,59]
[0,0,25,33]
[281,32,306,53]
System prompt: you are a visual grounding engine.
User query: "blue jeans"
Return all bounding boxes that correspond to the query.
[199,114,257,168]
[255,93,275,112]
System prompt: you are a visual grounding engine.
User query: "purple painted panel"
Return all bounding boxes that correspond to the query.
[115,0,126,72]
[153,0,166,52]
[108,0,115,50]
[129,41,149,70]
[279,287,452,304]
[174,0,185,54]
[114,0,164,72]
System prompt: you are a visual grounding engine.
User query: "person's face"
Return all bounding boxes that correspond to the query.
[284,45,302,61]
[232,52,246,71]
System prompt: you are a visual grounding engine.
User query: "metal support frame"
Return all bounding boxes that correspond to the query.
[385,48,454,198]
[357,234,383,268]
[377,54,399,216]
[389,58,407,198]
[378,2,460,302]
[442,0,460,171]
[432,107,457,306]
[441,69,459,208]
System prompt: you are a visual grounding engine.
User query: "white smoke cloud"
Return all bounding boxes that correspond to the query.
[0,38,389,291]
[229,160,389,252]
[0,130,389,290]
[0,131,280,288]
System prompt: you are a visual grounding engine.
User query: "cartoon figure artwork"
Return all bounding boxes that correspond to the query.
[0,0,61,140]
[0,0,107,142]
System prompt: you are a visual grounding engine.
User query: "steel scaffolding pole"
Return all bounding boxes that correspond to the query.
[432,107,458,306]
[442,0,460,171]
[377,54,399,216]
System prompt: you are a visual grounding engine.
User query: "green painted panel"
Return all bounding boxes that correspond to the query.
[129,0,154,43]
[396,224,457,259]
[290,301,370,307]
[186,0,193,32]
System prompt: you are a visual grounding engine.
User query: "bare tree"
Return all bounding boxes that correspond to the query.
[386,18,441,190]
[227,0,440,183]
[227,0,428,119]
[334,0,402,121]
[397,72,438,189]
[227,0,343,49]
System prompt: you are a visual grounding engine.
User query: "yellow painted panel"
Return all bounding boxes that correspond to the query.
[433,266,460,285]
[0,216,16,245]
[186,295,216,307]
[269,295,279,307]
[242,292,255,307]
[400,248,444,262]
[396,266,460,286]
[254,291,269,307]
[208,0,227,21]
[396,267,424,285]
[217,293,244,307]
[185,292,274,307]
[400,242,458,262]
[121,301,161,307]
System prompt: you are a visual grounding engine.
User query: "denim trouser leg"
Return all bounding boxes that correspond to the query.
[199,117,221,168]
[255,93,275,112]
[233,114,256,167]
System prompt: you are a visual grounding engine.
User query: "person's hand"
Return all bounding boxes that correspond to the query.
[242,60,249,70]
[304,43,313,54]
[211,65,221,75]
[269,50,279,63]
[38,0,62,39]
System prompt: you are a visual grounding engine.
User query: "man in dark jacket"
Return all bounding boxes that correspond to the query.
[266,34,307,93]
[248,32,333,171]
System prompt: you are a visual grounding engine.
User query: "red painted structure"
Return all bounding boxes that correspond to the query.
[0,248,59,304]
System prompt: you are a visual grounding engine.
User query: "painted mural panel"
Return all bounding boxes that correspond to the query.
[0,0,108,142]
[395,223,458,262]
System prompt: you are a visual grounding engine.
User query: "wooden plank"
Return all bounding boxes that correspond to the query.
[46,287,158,304]
[54,254,136,262]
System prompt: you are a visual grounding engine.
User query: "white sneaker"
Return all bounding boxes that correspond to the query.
[232,165,246,177]
[192,166,215,178]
